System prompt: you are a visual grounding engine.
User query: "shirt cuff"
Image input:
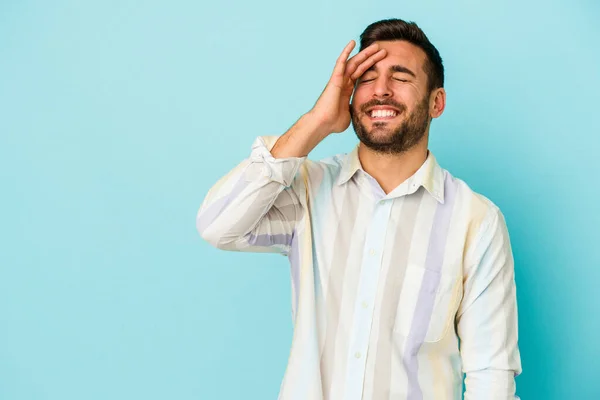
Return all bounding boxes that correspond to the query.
[245,136,307,187]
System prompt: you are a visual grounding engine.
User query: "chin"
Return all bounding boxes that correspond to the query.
[366,130,398,143]
[369,122,400,135]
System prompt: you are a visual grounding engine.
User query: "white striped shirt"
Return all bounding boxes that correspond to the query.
[197,135,522,399]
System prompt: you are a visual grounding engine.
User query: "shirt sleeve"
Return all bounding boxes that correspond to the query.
[196,135,307,255]
[456,207,523,399]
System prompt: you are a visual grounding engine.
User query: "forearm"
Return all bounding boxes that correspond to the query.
[270,112,330,158]
[197,136,305,250]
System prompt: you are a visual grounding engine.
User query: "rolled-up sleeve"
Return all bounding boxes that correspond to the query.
[456,207,523,399]
[196,135,306,254]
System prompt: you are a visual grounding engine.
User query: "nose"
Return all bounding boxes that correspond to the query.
[373,76,392,98]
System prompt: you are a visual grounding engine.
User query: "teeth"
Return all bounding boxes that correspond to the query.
[370,109,397,118]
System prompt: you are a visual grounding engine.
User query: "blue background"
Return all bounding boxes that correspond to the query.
[1,0,599,398]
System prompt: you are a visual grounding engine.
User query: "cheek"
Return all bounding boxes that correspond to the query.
[395,87,416,101]
[351,91,367,108]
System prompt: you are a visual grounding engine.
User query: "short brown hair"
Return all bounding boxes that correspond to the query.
[359,18,444,93]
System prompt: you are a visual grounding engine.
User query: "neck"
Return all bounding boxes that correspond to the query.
[357,140,429,195]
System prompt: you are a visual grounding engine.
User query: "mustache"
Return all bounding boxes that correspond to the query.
[360,99,407,113]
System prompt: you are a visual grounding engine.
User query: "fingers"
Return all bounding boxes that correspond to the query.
[330,40,387,90]
[344,43,385,79]
[349,48,386,80]
[332,40,356,78]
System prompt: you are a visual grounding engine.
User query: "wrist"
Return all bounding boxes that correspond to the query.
[302,111,332,140]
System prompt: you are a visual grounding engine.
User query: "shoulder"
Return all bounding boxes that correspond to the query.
[296,149,352,187]
[443,166,502,219]
[443,169,507,252]
[306,151,349,171]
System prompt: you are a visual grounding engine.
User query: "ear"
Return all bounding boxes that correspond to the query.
[429,87,446,118]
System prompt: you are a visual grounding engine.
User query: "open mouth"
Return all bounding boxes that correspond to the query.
[366,108,401,121]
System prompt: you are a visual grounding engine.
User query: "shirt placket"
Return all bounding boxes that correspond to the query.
[343,194,393,400]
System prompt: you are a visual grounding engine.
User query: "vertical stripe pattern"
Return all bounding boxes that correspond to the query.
[197,135,523,399]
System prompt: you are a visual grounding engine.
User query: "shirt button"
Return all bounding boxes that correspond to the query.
[355,352,362,359]
[369,249,376,256]
[361,301,369,309]
[261,165,272,179]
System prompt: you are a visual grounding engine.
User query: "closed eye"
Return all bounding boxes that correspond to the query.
[360,78,408,84]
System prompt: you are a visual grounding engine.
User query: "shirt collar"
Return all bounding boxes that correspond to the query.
[335,144,446,204]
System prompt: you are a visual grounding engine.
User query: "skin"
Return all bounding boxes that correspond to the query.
[271,40,446,195]
[350,40,446,194]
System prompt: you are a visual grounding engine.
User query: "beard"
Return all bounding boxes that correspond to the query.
[350,95,431,155]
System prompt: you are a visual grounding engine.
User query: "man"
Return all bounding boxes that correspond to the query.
[197,18,522,400]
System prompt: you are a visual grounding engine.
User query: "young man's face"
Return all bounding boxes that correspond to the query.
[350,40,434,154]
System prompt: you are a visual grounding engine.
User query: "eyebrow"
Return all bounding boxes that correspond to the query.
[364,64,417,78]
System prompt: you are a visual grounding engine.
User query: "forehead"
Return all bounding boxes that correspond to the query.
[368,40,427,78]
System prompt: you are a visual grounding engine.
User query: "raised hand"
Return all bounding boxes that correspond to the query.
[309,40,387,134]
